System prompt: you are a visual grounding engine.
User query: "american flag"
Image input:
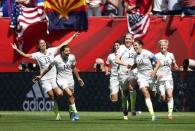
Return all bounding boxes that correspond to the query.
[127,12,150,38]
[10,1,47,40]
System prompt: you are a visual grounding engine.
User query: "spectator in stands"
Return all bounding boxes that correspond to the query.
[94,58,106,72]
[0,0,2,17]
[152,0,168,20]
[102,0,119,16]
[152,0,168,15]
[87,0,102,16]
[167,0,182,15]
[11,32,79,121]
[181,0,195,16]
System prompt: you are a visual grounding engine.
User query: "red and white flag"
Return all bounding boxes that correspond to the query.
[127,12,150,38]
[10,1,47,40]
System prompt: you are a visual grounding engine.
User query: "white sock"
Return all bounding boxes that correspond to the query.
[168,97,174,115]
[145,98,154,116]
[69,104,77,113]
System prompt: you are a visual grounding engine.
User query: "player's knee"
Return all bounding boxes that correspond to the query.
[111,96,118,102]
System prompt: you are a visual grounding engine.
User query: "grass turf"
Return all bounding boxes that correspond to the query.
[0,112,195,131]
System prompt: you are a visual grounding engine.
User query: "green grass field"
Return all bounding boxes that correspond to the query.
[0,112,195,131]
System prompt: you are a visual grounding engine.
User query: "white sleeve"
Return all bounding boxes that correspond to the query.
[71,55,76,65]
[31,52,38,60]
[171,53,176,64]
[48,47,58,56]
[116,45,125,57]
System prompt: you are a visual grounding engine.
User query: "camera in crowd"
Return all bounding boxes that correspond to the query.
[183,59,195,71]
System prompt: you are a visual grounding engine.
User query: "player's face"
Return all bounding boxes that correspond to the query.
[160,43,168,53]
[133,41,141,53]
[114,42,120,51]
[63,47,71,57]
[125,34,134,48]
[38,39,47,51]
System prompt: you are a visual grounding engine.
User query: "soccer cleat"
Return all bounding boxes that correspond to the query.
[55,113,61,120]
[152,115,156,122]
[69,112,75,121]
[74,113,80,121]
[123,115,128,120]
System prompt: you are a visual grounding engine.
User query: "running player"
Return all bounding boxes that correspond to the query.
[131,39,161,121]
[105,40,121,102]
[115,33,137,120]
[155,39,178,120]
[11,32,79,120]
[34,45,84,121]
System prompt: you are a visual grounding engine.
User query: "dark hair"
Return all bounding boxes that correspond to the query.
[60,45,70,54]
[36,39,50,51]
[111,40,121,53]
[134,39,144,46]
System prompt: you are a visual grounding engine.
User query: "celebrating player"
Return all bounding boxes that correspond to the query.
[155,39,178,120]
[11,32,79,120]
[131,39,161,121]
[115,33,137,120]
[34,45,84,121]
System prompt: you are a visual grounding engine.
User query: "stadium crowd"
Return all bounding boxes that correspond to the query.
[0,0,195,17]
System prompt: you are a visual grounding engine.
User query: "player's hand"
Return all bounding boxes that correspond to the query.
[32,76,41,83]
[149,70,157,78]
[105,71,110,76]
[11,43,17,50]
[78,78,84,87]
[73,32,80,39]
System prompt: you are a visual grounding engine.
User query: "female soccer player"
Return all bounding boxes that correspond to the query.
[105,40,121,102]
[34,45,84,121]
[155,39,178,120]
[115,33,137,120]
[131,39,161,121]
[11,32,79,120]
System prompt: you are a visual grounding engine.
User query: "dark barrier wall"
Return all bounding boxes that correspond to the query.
[0,72,195,111]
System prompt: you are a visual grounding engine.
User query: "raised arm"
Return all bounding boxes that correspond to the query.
[56,32,80,50]
[11,43,32,59]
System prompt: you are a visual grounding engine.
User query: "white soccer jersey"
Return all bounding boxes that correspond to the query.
[32,47,58,80]
[135,49,155,88]
[106,53,119,76]
[155,52,176,81]
[135,49,154,72]
[116,45,136,75]
[53,54,76,80]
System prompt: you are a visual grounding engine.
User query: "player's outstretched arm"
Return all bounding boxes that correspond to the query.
[56,32,80,50]
[11,43,32,59]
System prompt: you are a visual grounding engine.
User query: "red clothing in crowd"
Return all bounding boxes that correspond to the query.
[182,0,195,7]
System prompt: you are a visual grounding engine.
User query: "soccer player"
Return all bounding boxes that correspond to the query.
[155,39,178,120]
[105,40,121,102]
[131,39,161,121]
[11,32,79,120]
[34,45,84,121]
[115,33,137,120]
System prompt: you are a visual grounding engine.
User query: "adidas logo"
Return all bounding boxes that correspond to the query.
[23,82,52,111]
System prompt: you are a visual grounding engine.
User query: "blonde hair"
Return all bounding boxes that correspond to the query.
[158,39,169,46]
